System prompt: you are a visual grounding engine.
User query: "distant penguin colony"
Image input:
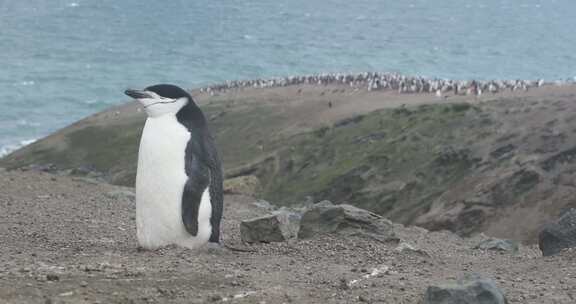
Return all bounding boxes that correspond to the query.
[197,72,571,96]
[125,84,223,250]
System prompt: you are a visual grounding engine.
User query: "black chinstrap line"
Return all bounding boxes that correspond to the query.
[143,99,178,108]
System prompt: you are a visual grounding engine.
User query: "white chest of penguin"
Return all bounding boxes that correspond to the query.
[135,114,212,249]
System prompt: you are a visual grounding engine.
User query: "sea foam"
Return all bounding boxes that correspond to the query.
[0,139,37,158]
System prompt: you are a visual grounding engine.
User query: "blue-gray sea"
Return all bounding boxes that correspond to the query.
[1,0,575,155]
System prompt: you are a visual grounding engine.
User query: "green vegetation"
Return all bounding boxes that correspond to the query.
[0,120,144,185]
[0,99,491,225]
[256,103,489,223]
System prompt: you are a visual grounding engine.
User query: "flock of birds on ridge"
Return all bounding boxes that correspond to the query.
[199,72,575,96]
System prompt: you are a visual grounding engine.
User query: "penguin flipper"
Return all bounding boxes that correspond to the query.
[183,131,223,242]
[208,166,223,243]
[205,137,224,243]
[181,165,210,236]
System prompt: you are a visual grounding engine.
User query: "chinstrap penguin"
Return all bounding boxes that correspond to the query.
[125,84,223,250]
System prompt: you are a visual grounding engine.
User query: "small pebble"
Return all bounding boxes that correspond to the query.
[208,294,222,302]
[46,274,59,281]
[339,278,349,290]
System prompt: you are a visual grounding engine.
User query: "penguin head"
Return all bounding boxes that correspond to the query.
[125,84,192,117]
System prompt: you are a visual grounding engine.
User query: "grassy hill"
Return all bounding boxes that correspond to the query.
[3,83,576,242]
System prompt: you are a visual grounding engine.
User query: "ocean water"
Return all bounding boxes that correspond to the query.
[1,0,576,155]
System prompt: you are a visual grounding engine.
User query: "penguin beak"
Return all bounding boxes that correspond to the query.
[124,89,151,99]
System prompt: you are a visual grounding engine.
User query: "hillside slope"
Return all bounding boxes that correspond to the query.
[0,85,455,184]
[2,84,576,242]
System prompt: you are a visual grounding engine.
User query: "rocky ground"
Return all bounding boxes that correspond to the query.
[1,168,575,304]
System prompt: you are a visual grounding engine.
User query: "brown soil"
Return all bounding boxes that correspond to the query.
[1,168,575,304]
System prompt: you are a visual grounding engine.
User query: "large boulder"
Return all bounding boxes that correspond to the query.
[539,209,576,256]
[298,201,396,241]
[240,209,300,243]
[424,274,508,304]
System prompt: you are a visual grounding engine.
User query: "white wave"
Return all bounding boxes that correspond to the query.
[13,80,35,86]
[83,99,99,105]
[68,2,79,8]
[16,119,31,126]
[0,139,37,157]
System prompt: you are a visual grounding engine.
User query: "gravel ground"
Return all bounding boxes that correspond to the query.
[1,168,575,304]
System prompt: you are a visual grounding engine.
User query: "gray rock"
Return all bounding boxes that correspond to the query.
[313,200,335,208]
[240,210,300,243]
[105,190,136,202]
[424,274,508,304]
[251,200,275,211]
[24,163,57,173]
[395,242,430,257]
[539,208,576,256]
[298,202,396,241]
[474,238,518,253]
[46,274,59,281]
[272,208,301,237]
